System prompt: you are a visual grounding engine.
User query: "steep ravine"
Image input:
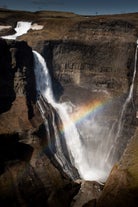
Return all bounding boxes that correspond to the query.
[0,10,138,207]
[0,37,137,206]
[35,39,138,207]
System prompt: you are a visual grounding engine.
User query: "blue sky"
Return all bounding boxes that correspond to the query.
[0,0,138,15]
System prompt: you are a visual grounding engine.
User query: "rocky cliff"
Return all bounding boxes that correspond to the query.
[0,9,138,207]
[0,38,80,206]
[0,38,36,132]
[97,128,138,207]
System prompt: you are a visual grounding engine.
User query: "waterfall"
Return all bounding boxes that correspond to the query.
[33,41,137,182]
[33,51,90,180]
[116,43,138,139]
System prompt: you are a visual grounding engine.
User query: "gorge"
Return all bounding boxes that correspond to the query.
[33,43,137,183]
[0,9,138,207]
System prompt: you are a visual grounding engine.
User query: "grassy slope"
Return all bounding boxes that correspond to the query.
[0,9,138,43]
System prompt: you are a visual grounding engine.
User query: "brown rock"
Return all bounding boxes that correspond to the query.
[71,180,102,207]
[97,129,138,207]
[0,39,37,133]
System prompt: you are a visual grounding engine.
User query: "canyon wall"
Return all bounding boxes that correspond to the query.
[39,36,137,163]
[22,13,138,207]
[0,38,79,206]
[0,38,36,133]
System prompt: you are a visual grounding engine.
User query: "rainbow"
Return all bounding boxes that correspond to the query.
[71,99,109,124]
[41,94,114,154]
[59,95,113,133]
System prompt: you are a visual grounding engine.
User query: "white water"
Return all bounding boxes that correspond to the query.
[33,51,109,181]
[2,21,32,40]
[33,40,138,182]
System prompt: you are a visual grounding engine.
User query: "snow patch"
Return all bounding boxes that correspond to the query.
[0,25,12,31]
[2,21,44,40]
[31,23,44,30]
[2,21,32,40]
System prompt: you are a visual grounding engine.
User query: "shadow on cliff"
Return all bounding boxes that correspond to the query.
[9,40,37,119]
[0,39,37,120]
[0,133,33,175]
[0,136,48,207]
[42,39,137,102]
[42,41,64,101]
[0,38,16,114]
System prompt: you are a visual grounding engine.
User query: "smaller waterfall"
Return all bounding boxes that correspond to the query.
[105,42,138,163]
[116,43,138,138]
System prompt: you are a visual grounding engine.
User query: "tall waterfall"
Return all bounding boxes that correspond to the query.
[33,42,138,182]
[33,51,92,180]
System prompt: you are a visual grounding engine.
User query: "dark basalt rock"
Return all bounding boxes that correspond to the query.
[0,38,36,117]
[0,38,37,135]
[0,38,15,113]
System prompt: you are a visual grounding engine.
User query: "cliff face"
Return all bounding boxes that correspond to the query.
[0,38,80,207]
[97,128,138,207]
[0,39,36,133]
[42,39,135,93]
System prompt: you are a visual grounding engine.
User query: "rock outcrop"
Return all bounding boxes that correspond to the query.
[0,38,36,132]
